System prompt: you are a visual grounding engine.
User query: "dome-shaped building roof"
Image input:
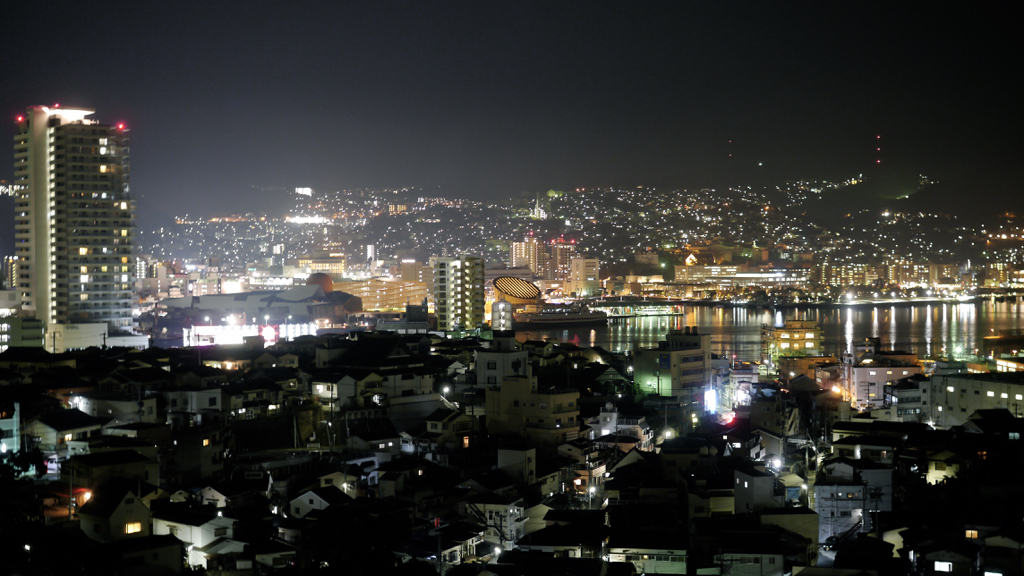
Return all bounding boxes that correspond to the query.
[493,276,541,304]
[306,272,334,294]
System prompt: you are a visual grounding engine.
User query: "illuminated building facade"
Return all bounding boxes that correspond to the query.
[761,320,825,366]
[339,278,429,311]
[566,257,601,297]
[13,106,135,328]
[510,236,542,274]
[548,241,578,281]
[433,255,485,331]
[2,256,18,291]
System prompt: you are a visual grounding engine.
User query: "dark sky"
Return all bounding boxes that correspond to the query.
[2,1,1020,228]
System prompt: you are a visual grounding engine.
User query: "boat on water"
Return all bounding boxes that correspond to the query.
[513,303,609,326]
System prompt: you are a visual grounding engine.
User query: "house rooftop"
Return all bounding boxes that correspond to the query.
[70,449,152,468]
[34,409,108,431]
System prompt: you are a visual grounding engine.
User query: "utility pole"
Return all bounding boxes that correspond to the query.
[67,460,74,519]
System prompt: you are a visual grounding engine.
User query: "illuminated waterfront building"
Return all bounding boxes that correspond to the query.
[761,320,825,366]
[566,257,601,297]
[13,106,135,328]
[633,327,713,421]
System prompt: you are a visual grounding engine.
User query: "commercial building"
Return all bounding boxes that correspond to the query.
[761,320,825,367]
[13,106,135,330]
[840,338,921,412]
[897,371,1024,429]
[433,255,485,331]
[339,278,429,312]
[566,257,601,298]
[633,327,713,424]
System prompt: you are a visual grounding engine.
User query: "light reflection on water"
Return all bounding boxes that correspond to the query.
[516,301,1024,362]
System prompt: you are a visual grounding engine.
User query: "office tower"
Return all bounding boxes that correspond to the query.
[13,106,134,328]
[510,236,541,273]
[566,257,601,297]
[433,254,485,331]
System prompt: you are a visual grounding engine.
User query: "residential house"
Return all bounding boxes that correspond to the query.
[62,449,160,489]
[288,486,353,518]
[78,481,153,542]
[152,507,244,569]
[70,391,159,425]
[25,409,107,455]
[815,456,893,542]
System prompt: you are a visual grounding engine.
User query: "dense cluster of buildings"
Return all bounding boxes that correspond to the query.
[2,315,1023,574]
[5,102,1024,575]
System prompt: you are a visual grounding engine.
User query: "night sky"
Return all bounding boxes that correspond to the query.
[1,1,1020,230]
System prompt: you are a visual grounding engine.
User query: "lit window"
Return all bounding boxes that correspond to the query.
[805,333,815,339]
[203,438,210,447]
[987,391,995,397]
[125,522,142,534]
[869,371,877,376]
[935,561,952,572]
[781,343,790,349]
[64,433,73,442]
[965,529,978,538]
[100,165,107,173]
[79,248,88,255]
[947,386,954,392]
[1001,393,1008,399]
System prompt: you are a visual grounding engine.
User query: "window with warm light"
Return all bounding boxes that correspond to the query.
[203,438,210,447]
[125,522,142,534]
[965,529,978,538]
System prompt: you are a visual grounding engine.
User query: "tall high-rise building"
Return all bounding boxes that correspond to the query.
[549,240,578,281]
[510,236,541,274]
[432,254,485,331]
[13,106,135,328]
